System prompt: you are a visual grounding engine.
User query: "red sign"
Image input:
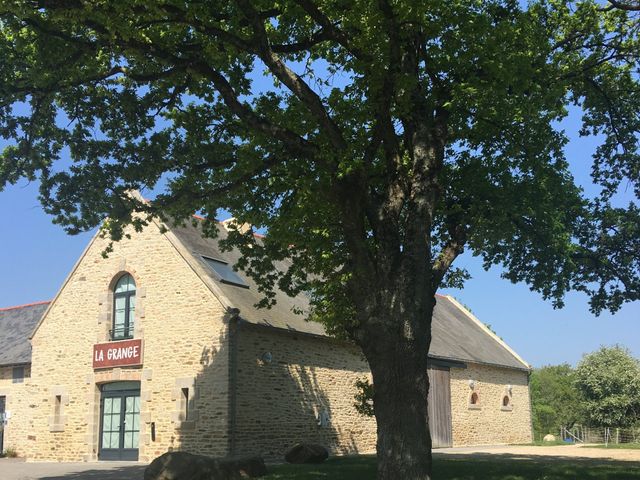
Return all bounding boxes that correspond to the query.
[93,339,143,369]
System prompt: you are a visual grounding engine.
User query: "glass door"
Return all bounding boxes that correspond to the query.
[123,394,141,451]
[99,382,140,460]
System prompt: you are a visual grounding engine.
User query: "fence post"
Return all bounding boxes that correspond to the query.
[616,428,620,444]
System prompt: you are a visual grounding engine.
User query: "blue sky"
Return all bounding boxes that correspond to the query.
[0,78,638,370]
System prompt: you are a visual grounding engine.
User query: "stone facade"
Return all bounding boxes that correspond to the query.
[0,365,31,455]
[450,363,532,446]
[232,324,377,460]
[3,219,532,462]
[231,325,532,460]
[24,221,231,462]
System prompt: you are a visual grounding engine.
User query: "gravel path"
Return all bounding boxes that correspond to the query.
[435,443,640,462]
[0,459,145,480]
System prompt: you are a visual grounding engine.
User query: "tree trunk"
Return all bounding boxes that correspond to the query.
[358,301,434,480]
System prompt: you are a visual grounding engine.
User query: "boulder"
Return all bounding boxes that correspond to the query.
[225,456,268,478]
[543,434,556,442]
[284,443,329,464]
[144,451,267,480]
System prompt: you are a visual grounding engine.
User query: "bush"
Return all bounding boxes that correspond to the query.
[2,447,19,458]
[575,346,640,428]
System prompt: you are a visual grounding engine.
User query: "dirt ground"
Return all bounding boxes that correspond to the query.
[435,443,640,462]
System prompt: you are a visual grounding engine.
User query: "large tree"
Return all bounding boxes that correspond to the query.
[530,364,584,438]
[1,1,639,478]
[575,345,640,428]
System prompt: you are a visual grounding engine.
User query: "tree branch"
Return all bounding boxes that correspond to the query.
[236,0,347,151]
[271,28,334,53]
[605,0,640,11]
[193,63,319,157]
[432,224,467,289]
[294,0,368,60]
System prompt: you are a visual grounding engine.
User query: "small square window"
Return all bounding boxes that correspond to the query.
[201,256,249,288]
[12,366,24,384]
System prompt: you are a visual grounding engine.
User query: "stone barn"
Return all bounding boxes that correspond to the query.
[0,217,532,462]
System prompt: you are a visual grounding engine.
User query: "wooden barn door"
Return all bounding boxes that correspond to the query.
[427,365,452,448]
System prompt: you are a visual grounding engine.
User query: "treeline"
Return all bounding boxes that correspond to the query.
[531,345,640,438]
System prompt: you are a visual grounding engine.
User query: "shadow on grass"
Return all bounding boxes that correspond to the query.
[40,465,146,480]
[264,453,640,480]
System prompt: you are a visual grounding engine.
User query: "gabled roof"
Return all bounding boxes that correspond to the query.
[168,220,322,335]
[168,219,530,371]
[0,218,529,372]
[430,296,530,371]
[0,301,50,366]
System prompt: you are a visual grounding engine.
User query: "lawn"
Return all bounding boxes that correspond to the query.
[525,440,574,446]
[263,455,640,480]
[587,443,640,449]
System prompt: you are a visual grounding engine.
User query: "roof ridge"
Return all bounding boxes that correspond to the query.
[191,213,265,239]
[0,300,51,313]
[443,295,531,370]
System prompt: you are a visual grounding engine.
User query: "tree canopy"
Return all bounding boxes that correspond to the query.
[0,1,638,319]
[530,364,584,437]
[575,345,640,428]
[1,1,639,478]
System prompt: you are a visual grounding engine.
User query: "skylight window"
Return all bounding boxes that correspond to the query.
[201,256,249,288]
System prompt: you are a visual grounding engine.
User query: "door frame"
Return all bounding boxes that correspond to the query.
[0,395,5,454]
[98,382,140,461]
[427,365,453,448]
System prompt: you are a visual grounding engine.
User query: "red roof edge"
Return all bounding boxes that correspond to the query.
[0,300,51,312]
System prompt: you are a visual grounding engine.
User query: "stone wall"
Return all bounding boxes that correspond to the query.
[5,217,532,461]
[450,362,532,446]
[0,364,32,455]
[25,221,231,462]
[232,326,532,459]
[232,324,377,460]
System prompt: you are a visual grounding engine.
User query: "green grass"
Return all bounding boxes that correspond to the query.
[525,440,574,446]
[263,455,640,479]
[586,443,640,449]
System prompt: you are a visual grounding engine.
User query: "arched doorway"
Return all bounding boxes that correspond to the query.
[98,381,141,460]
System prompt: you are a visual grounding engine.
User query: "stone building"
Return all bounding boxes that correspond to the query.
[0,301,49,454]
[0,217,532,462]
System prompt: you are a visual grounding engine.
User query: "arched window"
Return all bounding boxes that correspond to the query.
[470,392,479,405]
[112,274,136,340]
[502,395,511,407]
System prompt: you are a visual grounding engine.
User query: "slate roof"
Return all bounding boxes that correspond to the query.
[170,219,530,371]
[0,301,49,366]
[429,296,529,370]
[170,220,322,335]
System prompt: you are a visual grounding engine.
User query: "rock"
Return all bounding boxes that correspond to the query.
[543,434,556,442]
[284,443,329,464]
[144,451,267,480]
[226,456,268,478]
